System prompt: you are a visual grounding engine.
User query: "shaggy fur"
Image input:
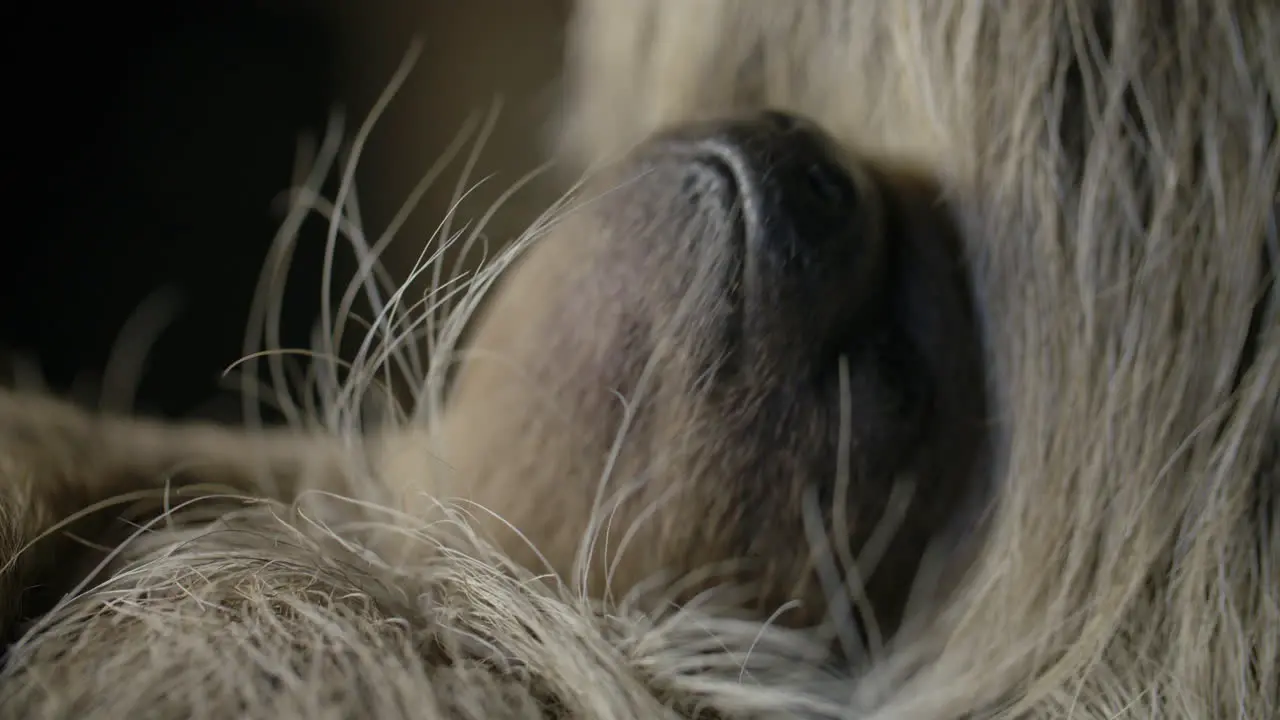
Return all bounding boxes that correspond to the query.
[2,1,1278,718]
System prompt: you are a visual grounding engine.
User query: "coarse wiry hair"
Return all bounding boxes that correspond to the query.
[563,0,1280,715]
[0,45,849,720]
[2,1,1279,718]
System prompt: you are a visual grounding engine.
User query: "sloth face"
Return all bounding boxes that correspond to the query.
[431,110,988,629]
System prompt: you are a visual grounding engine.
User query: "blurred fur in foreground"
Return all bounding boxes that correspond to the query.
[2,1,1279,718]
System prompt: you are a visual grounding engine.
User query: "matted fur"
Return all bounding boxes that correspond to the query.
[2,1,1278,719]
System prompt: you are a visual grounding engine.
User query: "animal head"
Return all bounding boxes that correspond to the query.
[427,109,988,633]
[416,1,1278,713]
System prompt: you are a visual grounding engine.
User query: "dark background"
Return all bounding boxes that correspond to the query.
[1,3,343,422]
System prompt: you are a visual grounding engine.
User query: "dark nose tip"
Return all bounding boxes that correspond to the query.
[655,110,861,237]
[675,110,863,262]
[649,109,884,345]
[743,111,859,218]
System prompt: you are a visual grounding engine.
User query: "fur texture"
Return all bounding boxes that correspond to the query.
[1,1,1278,718]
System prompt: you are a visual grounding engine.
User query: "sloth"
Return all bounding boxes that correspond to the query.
[0,108,983,712]
[1,1,1278,719]
[410,109,989,630]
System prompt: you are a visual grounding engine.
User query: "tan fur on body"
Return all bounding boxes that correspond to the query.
[2,1,1278,718]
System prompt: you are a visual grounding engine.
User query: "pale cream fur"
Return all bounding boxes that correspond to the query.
[1,1,1277,718]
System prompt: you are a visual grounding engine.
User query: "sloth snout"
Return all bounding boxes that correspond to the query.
[660,109,863,266]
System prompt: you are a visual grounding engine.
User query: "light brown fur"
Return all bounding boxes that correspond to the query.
[1,1,1278,718]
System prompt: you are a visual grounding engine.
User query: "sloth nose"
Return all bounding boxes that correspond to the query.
[651,109,884,350]
[674,110,863,259]
[680,110,868,279]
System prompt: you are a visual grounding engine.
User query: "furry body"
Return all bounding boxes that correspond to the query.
[2,1,1278,718]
